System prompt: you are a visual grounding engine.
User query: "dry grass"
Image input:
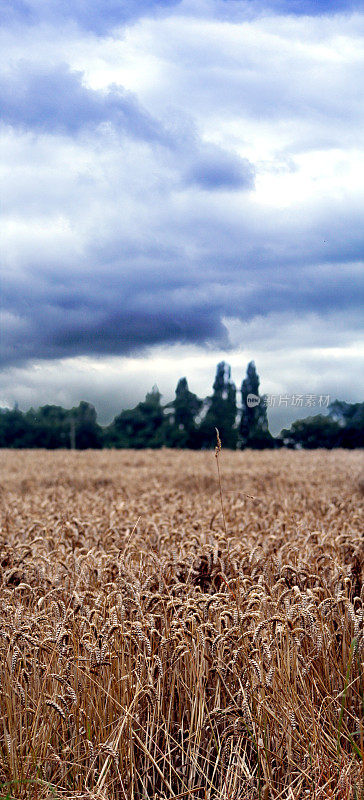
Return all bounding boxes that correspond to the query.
[0,448,363,800]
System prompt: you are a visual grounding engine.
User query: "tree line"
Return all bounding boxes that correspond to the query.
[0,361,363,449]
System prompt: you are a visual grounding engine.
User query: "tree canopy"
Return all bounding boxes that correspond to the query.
[240,361,274,449]
[197,362,237,449]
[1,363,362,449]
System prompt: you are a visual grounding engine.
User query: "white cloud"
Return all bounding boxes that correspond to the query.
[0,1,363,423]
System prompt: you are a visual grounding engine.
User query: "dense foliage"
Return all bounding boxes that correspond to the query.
[1,362,363,449]
[279,402,364,450]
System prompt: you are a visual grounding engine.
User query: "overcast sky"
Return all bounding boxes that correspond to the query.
[1,0,363,434]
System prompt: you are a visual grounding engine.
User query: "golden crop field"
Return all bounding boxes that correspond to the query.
[0,449,363,800]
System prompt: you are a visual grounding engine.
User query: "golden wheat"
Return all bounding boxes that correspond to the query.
[0,448,362,799]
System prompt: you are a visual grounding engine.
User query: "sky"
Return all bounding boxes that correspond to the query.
[1,0,363,434]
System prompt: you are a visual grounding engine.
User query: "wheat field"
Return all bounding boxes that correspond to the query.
[0,449,363,800]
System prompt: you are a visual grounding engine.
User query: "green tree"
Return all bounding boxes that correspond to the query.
[71,401,102,449]
[0,402,104,449]
[279,401,364,450]
[198,362,238,449]
[279,414,341,449]
[164,377,203,448]
[106,386,165,448]
[26,404,70,448]
[329,400,364,448]
[239,361,273,449]
[0,407,31,448]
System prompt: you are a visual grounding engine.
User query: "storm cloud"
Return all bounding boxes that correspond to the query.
[0,0,363,414]
[2,0,363,36]
[0,0,181,33]
[0,63,168,140]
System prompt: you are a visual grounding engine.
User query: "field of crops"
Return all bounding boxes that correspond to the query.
[0,449,363,799]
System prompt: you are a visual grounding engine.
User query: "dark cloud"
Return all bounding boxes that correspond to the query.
[0,0,181,34]
[2,0,362,35]
[0,63,165,139]
[185,146,255,190]
[1,234,363,367]
[0,0,363,384]
[0,279,228,366]
[249,0,363,14]
[0,64,256,191]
